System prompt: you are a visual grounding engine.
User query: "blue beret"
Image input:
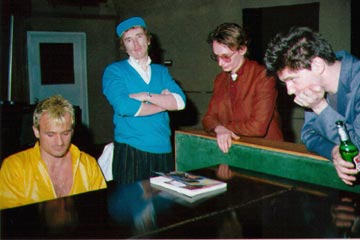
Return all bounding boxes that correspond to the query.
[116,17,147,37]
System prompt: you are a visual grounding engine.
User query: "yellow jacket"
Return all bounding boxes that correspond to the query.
[0,142,107,209]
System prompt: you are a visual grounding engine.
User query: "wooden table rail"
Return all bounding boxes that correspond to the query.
[175,129,360,193]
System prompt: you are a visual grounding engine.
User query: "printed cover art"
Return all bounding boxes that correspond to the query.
[158,171,223,189]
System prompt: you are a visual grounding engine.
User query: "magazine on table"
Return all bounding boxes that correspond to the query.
[150,171,227,201]
[156,185,227,205]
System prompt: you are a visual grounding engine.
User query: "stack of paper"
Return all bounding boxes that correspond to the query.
[150,171,227,203]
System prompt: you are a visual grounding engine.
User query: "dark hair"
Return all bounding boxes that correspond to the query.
[263,26,336,76]
[207,23,249,51]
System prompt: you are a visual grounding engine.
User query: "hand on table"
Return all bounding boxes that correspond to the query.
[216,164,234,180]
[214,125,240,153]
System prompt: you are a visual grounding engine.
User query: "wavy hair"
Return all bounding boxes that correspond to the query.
[264,26,336,76]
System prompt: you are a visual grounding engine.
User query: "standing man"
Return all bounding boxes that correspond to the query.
[0,95,106,209]
[102,16,186,184]
[203,22,283,154]
[264,26,360,185]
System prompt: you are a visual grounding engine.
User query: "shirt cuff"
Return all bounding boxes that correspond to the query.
[134,104,143,116]
[171,93,185,110]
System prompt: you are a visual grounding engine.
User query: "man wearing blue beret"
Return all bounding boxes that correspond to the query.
[102,16,186,184]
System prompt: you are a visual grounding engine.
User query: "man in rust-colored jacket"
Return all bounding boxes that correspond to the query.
[203,23,283,154]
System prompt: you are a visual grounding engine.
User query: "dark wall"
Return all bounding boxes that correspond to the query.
[0,0,352,147]
[0,0,31,102]
[243,3,319,142]
[243,3,319,64]
[351,0,360,59]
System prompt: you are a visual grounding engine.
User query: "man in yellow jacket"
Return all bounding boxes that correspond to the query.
[0,95,106,209]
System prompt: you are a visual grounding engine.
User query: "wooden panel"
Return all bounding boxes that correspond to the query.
[175,130,360,193]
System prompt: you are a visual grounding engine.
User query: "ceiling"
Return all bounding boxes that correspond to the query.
[46,0,107,7]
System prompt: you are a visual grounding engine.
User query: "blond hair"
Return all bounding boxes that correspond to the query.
[33,95,75,130]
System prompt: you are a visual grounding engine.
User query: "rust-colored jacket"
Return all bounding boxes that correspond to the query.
[202,59,283,141]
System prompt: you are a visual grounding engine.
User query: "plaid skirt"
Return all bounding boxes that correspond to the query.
[112,142,174,184]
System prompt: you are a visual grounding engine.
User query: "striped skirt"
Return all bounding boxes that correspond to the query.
[112,142,174,184]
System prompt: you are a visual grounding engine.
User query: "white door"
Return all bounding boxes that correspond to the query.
[27,31,89,126]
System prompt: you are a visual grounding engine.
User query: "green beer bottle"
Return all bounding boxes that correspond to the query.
[335,120,360,171]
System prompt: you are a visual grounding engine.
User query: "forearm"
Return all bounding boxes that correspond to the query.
[226,103,275,137]
[129,91,182,111]
[227,94,277,137]
[202,113,221,134]
[301,109,339,159]
[135,102,166,116]
[147,92,179,110]
[226,119,269,137]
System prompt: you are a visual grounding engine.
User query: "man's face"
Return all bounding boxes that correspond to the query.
[33,112,73,159]
[278,67,320,96]
[212,41,246,73]
[122,27,149,61]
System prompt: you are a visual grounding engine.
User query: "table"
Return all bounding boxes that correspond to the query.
[175,130,360,193]
[3,130,360,238]
[2,167,360,239]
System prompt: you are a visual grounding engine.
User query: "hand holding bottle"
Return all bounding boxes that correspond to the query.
[332,146,358,185]
[334,121,360,185]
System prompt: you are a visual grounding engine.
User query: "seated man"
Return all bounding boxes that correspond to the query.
[0,95,107,209]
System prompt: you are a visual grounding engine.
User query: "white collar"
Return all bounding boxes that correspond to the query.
[129,56,152,67]
[128,56,152,84]
[231,73,238,81]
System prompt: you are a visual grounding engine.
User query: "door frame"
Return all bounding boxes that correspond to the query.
[27,31,89,126]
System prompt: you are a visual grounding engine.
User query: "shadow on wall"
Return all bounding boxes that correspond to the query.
[72,123,97,156]
[148,33,200,130]
[276,82,297,143]
[169,95,199,131]
[148,34,164,65]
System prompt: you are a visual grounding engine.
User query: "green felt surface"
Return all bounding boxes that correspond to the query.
[175,131,360,193]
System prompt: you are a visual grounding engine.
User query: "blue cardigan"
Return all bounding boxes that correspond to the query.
[301,51,360,160]
[102,60,186,153]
